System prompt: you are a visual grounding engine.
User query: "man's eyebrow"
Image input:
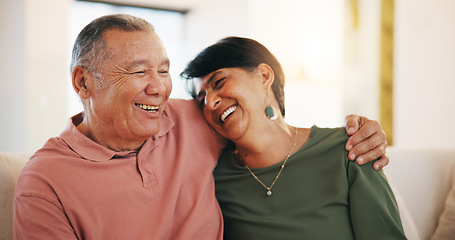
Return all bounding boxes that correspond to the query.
[125,60,147,70]
[125,59,170,70]
[162,59,170,67]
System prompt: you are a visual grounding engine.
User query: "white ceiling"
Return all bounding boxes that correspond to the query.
[95,0,206,12]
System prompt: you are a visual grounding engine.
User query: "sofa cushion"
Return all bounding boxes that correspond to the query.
[385,147,455,240]
[0,153,28,240]
[431,165,455,240]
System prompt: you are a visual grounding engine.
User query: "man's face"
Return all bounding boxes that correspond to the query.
[84,29,172,150]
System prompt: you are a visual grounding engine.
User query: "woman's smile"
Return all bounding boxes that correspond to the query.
[220,105,237,122]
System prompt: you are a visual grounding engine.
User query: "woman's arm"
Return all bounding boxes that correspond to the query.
[347,160,407,239]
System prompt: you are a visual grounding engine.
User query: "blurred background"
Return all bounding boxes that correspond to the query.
[1,0,454,154]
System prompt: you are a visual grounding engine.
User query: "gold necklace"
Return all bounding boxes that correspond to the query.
[245,127,298,196]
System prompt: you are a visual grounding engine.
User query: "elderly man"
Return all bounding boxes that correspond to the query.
[13,14,388,239]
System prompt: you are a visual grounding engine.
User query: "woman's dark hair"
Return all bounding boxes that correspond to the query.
[180,36,286,116]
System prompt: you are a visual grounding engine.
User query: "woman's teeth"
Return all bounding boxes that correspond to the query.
[136,103,159,112]
[221,106,237,122]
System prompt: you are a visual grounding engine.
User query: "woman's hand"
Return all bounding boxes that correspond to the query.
[344,114,388,170]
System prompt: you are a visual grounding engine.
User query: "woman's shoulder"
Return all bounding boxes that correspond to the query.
[292,126,349,166]
[307,125,349,146]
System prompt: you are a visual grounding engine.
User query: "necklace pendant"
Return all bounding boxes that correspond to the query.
[266,190,272,196]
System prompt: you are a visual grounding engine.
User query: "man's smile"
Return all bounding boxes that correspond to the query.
[135,103,159,113]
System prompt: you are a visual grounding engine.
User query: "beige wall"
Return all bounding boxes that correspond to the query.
[394,0,455,149]
[24,0,71,152]
[1,0,70,153]
[0,0,26,152]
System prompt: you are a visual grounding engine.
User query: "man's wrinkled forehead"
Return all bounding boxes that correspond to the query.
[102,30,168,62]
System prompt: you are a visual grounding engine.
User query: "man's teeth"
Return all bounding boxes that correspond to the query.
[136,103,159,112]
[221,106,237,122]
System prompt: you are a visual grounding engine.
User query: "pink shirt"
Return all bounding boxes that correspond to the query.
[13,99,226,240]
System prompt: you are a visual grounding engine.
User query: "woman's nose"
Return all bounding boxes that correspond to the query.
[204,91,221,110]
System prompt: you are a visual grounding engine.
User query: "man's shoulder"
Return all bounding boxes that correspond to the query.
[18,135,82,177]
[165,98,205,123]
[15,137,77,193]
[164,98,225,147]
[166,98,199,112]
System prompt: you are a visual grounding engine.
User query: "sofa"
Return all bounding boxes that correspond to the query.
[1,148,455,240]
[384,147,455,240]
[0,153,27,240]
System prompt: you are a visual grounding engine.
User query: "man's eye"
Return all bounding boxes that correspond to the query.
[131,70,146,75]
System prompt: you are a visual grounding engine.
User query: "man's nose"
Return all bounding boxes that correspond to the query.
[145,72,169,95]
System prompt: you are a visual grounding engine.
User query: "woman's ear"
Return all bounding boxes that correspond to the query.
[257,63,275,89]
[72,66,91,99]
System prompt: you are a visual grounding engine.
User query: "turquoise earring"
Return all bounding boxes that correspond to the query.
[265,106,278,120]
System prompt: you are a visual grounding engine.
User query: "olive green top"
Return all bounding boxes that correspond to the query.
[214,126,407,240]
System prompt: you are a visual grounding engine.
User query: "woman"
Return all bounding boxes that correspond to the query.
[181,37,406,239]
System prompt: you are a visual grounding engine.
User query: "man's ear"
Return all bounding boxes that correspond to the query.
[257,63,275,89]
[72,66,91,99]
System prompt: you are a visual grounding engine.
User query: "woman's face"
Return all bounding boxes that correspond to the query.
[195,67,268,141]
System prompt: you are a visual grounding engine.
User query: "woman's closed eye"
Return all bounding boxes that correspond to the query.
[213,78,226,90]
